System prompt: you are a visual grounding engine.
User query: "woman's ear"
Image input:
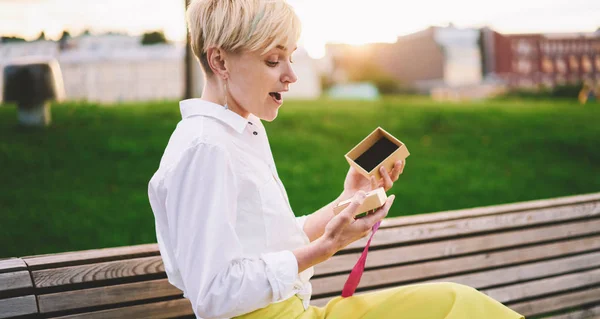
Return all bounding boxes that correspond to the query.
[206,47,228,80]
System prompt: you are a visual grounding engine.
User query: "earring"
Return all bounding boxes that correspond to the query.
[223,81,229,110]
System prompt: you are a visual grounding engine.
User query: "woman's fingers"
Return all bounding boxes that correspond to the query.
[391,160,405,182]
[340,190,367,221]
[380,166,393,191]
[356,195,396,232]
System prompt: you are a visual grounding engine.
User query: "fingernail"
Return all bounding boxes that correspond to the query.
[380,166,385,172]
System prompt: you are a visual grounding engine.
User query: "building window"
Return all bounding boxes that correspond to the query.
[595,56,600,71]
[542,56,554,73]
[516,39,533,56]
[556,58,567,74]
[569,55,579,72]
[516,59,532,74]
[582,55,593,73]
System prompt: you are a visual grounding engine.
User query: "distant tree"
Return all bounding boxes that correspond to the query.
[82,29,92,36]
[1,36,26,43]
[60,30,71,41]
[36,31,46,41]
[141,31,168,45]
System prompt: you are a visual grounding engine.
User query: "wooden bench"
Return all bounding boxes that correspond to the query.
[2,192,599,318]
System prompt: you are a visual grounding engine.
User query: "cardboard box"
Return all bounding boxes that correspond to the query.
[333,187,387,217]
[345,127,410,181]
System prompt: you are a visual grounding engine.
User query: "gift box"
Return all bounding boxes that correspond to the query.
[345,127,410,181]
[333,187,387,217]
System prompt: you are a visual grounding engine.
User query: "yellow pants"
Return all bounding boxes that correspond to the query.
[235,282,525,319]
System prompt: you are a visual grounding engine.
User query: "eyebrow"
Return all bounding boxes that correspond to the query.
[276,45,298,52]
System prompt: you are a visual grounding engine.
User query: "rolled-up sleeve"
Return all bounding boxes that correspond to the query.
[295,215,309,235]
[163,141,299,318]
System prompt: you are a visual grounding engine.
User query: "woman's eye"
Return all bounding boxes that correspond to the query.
[267,61,279,67]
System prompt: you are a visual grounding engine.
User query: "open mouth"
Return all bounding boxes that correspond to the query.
[269,92,282,103]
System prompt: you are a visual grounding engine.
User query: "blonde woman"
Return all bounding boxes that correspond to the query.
[148,0,525,318]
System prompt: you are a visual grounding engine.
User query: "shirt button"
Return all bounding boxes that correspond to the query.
[248,121,253,125]
[253,131,258,135]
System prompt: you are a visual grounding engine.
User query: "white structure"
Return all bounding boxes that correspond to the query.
[1,34,321,104]
[433,27,483,88]
[286,47,321,99]
[327,82,379,100]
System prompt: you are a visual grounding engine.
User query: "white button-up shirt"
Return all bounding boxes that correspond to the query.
[148,98,314,319]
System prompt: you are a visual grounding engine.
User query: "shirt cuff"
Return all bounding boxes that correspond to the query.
[260,250,298,302]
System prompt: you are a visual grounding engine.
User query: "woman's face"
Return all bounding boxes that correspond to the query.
[225,41,298,122]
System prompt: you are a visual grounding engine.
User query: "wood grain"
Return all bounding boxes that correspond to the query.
[380,192,600,228]
[485,267,600,304]
[23,244,159,270]
[38,278,183,313]
[546,304,600,319]
[50,298,193,319]
[0,295,38,319]
[0,271,33,293]
[0,258,27,274]
[311,236,600,296]
[510,286,600,317]
[32,256,165,289]
[345,201,600,250]
[316,218,600,275]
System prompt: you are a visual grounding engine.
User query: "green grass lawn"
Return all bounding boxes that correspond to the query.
[1,96,599,258]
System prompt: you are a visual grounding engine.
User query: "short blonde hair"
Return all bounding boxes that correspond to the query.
[186,0,302,77]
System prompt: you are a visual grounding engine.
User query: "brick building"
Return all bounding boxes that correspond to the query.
[481,28,600,88]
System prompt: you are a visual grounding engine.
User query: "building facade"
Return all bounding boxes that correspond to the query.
[481,28,600,88]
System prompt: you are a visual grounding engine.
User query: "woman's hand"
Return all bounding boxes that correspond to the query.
[322,190,396,254]
[343,160,406,195]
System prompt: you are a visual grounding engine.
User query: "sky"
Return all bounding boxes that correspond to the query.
[1,0,599,59]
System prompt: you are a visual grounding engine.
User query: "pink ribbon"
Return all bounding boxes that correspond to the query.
[341,220,382,297]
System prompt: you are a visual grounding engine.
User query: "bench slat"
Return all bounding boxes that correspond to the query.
[0,258,27,274]
[23,244,159,270]
[485,267,600,304]
[346,201,600,250]
[50,298,193,319]
[0,271,33,294]
[311,235,600,296]
[381,192,600,228]
[0,295,38,319]
[38,278,183,313]
[317,218,600,275]
[310,250,600,307]
[510,286,600,317]
[545,304,600,319]
[426,251,600,290]
[32,256,164,289]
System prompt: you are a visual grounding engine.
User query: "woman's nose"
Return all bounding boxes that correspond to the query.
[282,64,298,84]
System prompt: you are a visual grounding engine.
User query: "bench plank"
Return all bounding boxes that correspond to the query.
[38,278,183,313]
[317,219,600,275]
[311,251,600,307]
[485,267,600,304]
[32,256,164,289]
[510,286,600,317]
[0,271,33,294]
[50,298,193,319]
[346,201,600,250]
[426,251,600,290]
[0,258,27,274]
[546,304,600,319]
[23,244,159,270]
[0,295,38,319]
[381,192,600,228]
[312,235,600,296]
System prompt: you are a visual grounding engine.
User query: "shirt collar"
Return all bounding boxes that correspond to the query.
[179,98,248,134]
